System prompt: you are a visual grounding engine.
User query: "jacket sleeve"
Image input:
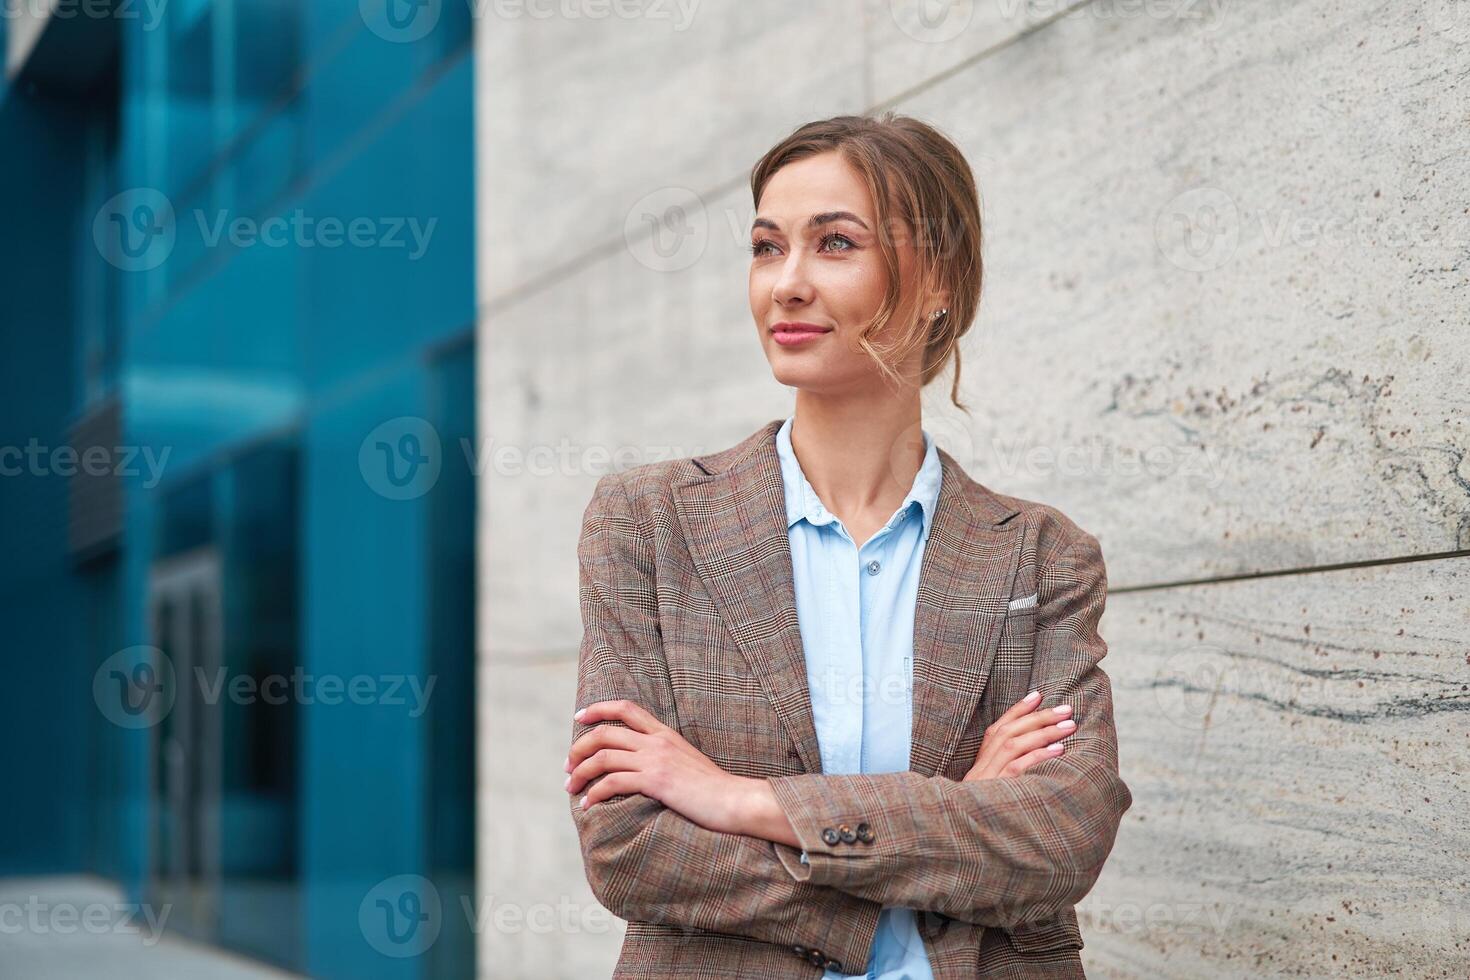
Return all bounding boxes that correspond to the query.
[569,471,884,973]
[765,528,1132,930]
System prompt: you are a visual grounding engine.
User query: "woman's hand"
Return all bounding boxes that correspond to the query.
[566,699,754,834]
[963,689,1074,781]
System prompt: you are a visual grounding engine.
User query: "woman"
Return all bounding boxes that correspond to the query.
[564,114,1131,979]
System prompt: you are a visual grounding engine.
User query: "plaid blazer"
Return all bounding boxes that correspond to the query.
[570,418,1131,978]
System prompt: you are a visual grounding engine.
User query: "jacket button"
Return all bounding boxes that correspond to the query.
[791,944,807,957]
[838,824,857,843]
[823,958,843,971]
[821,827,841,845]
[806,949,825,966]
[855,821,875,843]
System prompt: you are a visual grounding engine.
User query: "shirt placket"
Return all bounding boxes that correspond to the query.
[829,521,864,776]
[856,516,904,775]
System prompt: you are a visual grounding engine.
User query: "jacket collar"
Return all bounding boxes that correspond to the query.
[673,418,1024,778]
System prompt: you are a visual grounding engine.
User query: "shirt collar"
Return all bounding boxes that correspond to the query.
[774,414,943,542]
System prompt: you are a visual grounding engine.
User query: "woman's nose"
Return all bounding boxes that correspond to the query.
[772,256,814,306]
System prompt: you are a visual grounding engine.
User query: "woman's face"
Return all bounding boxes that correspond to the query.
[749,150,930,396]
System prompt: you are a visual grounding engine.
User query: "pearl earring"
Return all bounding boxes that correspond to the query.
[929,308,948,320]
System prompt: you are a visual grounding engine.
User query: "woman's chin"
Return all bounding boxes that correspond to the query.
[768,362,828,391]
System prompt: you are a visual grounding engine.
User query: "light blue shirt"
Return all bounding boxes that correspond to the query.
[775,414,940,980]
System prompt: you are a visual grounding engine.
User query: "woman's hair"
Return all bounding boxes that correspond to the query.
[749,112,984,412]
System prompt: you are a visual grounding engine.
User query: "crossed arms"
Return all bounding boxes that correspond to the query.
[568,471,1132,967]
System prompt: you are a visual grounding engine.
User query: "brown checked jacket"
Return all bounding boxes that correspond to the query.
[569,418,1132,978]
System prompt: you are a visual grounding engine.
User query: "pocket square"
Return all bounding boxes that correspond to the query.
[1007,592,1038,610]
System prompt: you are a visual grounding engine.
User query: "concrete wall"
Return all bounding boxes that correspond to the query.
[474,2,1470,976]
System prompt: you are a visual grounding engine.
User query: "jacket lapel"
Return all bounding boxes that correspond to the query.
[673,420,825,772]
[672,418,1023,779]
[908,452,1026,778]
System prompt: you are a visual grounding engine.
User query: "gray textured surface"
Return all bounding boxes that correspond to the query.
[474,1,1470,976]
[895,0,1470,586]
[1093,557,1469,977]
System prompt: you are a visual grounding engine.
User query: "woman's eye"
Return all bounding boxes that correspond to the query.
[748,234,854,257]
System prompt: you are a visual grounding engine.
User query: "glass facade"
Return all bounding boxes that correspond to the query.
[1,3,476,977]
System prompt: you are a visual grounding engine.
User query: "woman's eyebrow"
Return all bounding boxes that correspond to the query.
[751,210,871,234]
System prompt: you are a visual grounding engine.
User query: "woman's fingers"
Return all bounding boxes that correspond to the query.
[988,689,1043,731]
[968,692,1042,775]
[577,770,642,810]
[983,695,1071,745]
[566,722,641,774]
[1003,702,1072,735]
[574,699,666,735]
[966,702,1077,780]
[1002,718,1076,759]
[1001,741,1066,777]
[986,702,1072,746]
[566,746,642,796]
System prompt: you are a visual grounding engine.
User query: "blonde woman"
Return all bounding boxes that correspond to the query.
[565,113,1131,979]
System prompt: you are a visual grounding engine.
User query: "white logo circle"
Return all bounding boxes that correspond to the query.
[359,874,442,957]
[1155,186,1240,273]
[624,186,709,273]
[93,646,176,729]
[891,0,975,44]
[93,188,176,272]
[1152,645,1235,732]
[359,417,443,500]
[360,0,442,43]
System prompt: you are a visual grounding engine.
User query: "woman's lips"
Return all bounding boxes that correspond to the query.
[772,326,832,347]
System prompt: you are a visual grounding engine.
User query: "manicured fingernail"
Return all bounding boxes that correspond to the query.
[574,708,586,720]
[1053,704,1071,714]
[578,795,588,809]
[1058,719,1076,730]
[563,755,571,772]
[1048,743,1064,752]
[563,775,571,790]
[1025,690,1039,701]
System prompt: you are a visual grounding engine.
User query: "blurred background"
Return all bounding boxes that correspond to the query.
[2,1,1467,979]
[1,0,473,977]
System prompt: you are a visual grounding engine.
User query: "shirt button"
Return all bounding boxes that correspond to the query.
[866,559,881,575]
